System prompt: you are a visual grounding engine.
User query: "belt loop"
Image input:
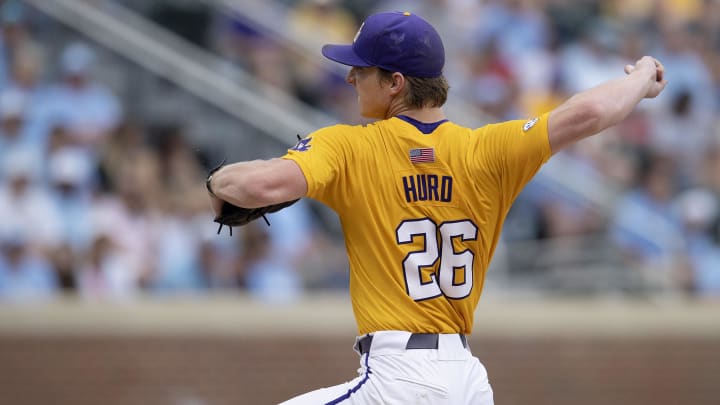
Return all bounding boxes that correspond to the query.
[358,335,373,355]
[460,334,468,348]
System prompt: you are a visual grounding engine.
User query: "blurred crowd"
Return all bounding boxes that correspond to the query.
[1,0,719,303]
[0,0,344,304]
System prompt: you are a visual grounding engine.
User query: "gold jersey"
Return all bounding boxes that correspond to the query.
[283,114,551,335]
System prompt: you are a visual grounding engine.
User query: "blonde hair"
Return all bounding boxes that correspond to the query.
[378,69,449,109]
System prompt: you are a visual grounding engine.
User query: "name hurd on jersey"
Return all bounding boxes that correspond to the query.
[402,174,453,203]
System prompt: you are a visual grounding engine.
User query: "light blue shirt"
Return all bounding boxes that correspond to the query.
[0,253,58,301]
[611,190,683,261]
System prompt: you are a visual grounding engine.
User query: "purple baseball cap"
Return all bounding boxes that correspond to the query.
[322,11,445,78]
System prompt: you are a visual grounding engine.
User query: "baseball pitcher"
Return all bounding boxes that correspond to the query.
[206,11,666,405]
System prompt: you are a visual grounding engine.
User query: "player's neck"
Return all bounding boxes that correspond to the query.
[387,106,446,123]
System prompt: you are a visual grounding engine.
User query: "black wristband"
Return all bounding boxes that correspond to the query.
[206,173,217,197]
[206,158,227,197]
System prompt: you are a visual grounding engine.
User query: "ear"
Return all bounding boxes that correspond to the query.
[388,72,406,96]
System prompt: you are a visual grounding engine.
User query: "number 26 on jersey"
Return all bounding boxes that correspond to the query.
[396,218,478,301]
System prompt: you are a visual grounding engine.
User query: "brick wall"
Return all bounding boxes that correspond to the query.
[0,297,718,405]
[1,335,718,405]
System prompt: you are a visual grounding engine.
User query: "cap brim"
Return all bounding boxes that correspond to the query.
[321,44,372,67]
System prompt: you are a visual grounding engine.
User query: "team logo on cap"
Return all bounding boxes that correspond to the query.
[353,22,365,43]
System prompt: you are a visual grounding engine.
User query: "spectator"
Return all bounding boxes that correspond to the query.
[41,42,122,149]
[236,222,303,304]
[0,228,57,301]
[266,199,318,266]
[0,148,61,248]
[4,41,50,148]
[558,20,627,95]
[469,0,551,64]
[648,89,716,184]
[676,188,720,297]
[464,39,521,120]
[0,0,36,90]
[47,146,95,250]
[610,152,685,293]
[43,146,95,296]
[89,162,160,295]
[647,23,716,182]
[653,21,715,125]
[150,200,208,294]
[76,233,135,300]
[49,243,77,294]
[535,164,606,238]
[99,121,160,197]
[0,89,38,173]
[3,38,44,97]
[153,125,208,213]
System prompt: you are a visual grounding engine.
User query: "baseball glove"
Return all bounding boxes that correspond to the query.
[206,159,300,236]
[213,198,299,236]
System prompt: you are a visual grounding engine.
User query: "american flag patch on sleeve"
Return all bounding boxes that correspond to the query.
[409,147,435,164]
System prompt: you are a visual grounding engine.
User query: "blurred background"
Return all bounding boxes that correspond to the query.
[0,0,718,404]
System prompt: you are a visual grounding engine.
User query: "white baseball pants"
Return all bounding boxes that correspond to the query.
[279,331,494,405]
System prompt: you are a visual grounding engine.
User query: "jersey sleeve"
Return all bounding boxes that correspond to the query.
[281,125,355,210]
[472,112,552,207]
